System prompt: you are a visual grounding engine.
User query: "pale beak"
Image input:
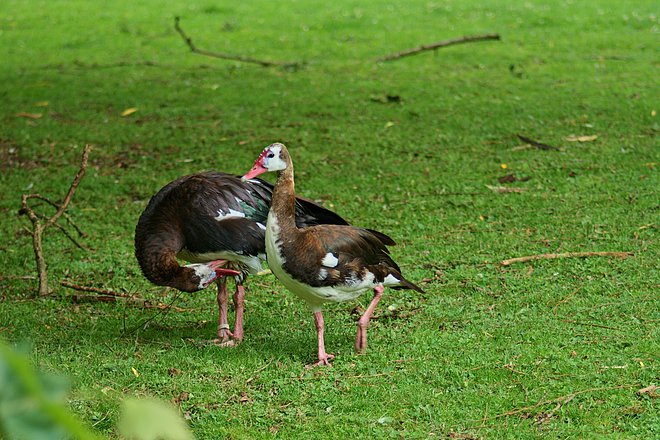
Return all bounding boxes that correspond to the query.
[241,162,268,181]
[209,260,240,277]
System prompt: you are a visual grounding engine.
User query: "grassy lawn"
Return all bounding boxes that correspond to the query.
[1,0,658,438]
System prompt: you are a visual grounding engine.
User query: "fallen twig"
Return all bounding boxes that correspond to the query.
[245,358,275,384]
[536,395,574,425]
[551,287,582,315]
[19,145,91,296]
[502,363,526,375]
[36,213,89,250]
[516,134,559,151]
[500,251,633,266]
[69,293,193,312]
[471,383,637,427]
[60,281,193,312]
[60,281,131,298]
[376,33,500,62]
[27,195,88,238]
[174,16,299,68]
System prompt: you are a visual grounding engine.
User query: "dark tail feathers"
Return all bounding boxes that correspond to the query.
[394,277,425,294]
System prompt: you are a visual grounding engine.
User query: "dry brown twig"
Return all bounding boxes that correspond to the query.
[376,33,501,62]
[469,383,637,428]
[174,16,300,68]
[551,286,583,314]
[500,251,633,266]
[19,145,91,296]
[60,281,131,298]
[60,281,193,312]
[516,134,559,151]
[27,195,88,238]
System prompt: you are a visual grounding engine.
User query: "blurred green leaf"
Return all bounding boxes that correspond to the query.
[0,340,105,440]
[118,398,194,440]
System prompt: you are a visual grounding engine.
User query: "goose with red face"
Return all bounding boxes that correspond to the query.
[243,143,424,366]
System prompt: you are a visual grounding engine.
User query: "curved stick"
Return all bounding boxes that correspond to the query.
[377,33,501,62]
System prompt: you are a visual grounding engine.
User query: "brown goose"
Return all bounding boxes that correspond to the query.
[135,171,348,346]
[242,143,424,366]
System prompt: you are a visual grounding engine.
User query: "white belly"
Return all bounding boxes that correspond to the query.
[265,213,370,311]
[177,249,265,274]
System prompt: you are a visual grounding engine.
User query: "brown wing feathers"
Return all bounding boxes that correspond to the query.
[315,226,424,293]
[279,225,413,289]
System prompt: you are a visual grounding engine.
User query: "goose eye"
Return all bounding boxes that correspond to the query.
[267,152,275,158]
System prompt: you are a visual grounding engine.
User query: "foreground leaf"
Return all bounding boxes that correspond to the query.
[118,398,194,440]
[0,341,104,440]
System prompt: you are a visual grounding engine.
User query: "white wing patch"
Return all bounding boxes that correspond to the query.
[384,273,401,286]
[318,268,328,281]
[321,253,339,267]
[256,222,266,230]
[215,208,246,221]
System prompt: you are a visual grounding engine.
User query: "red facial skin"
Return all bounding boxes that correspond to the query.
[242,148,271,181]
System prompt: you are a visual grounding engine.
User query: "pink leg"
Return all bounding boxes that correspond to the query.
[355,285,384,353]
[307,311,335,368]
[232,283,245,342]
[215,278,233,343]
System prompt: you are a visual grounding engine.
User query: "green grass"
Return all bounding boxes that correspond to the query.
[1,0,658,438]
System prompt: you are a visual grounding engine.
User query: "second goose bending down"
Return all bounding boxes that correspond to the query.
[242,143,424,366]
[135,171,348,346]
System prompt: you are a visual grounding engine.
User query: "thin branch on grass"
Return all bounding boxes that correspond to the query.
[502,363,526,375]
[122,290,188,335]
[35,213,89,251]
[516,134,559,151]
[26,195,88,238]
[376,33,500,62]
[245,358,275,384]
[61,281,193,313]
[551,287,582,314]
[19,145,91,296]
[470,383,637,427]
[537,396,574,424]
[480,402,489,430]
[500,251,633,266]
[174,16,299,68]
[60,281,131,298]
[71,294,192,312]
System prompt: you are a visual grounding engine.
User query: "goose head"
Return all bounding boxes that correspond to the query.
[242,143,289,181]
